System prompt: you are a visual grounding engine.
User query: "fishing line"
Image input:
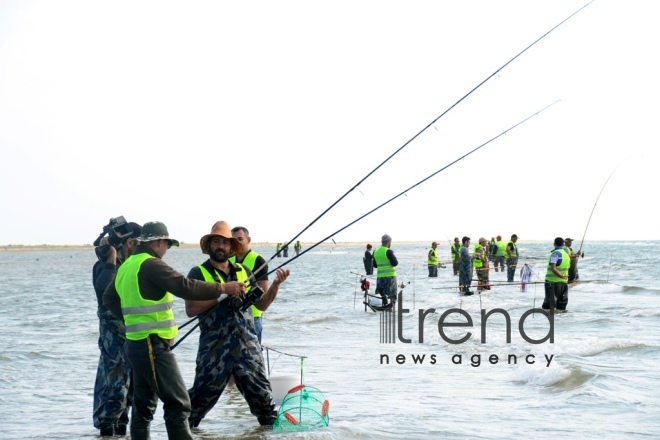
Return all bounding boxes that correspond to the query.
[174,0,594,344]
[270,101,559,275]
[578,158,628,254]
[262,0,594,264]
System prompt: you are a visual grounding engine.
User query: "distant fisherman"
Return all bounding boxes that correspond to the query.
[428,241,439,277]
[564,237,580,283]
[459,236,474,295]
[474,237,490,291]
[373,234,398,306]
[543,237,570,313]
[451,237,461,276]
[363,244,374,275]
[506,234,519,282]
[493,235,506,272]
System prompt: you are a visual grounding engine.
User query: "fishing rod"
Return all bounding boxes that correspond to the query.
[577,158,628,254]
[263,0,595,264]
[174,0,593,344]
[270,101,559,275]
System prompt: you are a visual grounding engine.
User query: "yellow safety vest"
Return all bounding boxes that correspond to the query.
[229,251,261,317]
[116,252,177,341]
[198,262,252,314]
[474,244,485,268]
[545,248,570,283]
[374,246,396,278]
[427,247,438,266]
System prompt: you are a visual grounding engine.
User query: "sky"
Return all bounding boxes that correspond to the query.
[1,0,659,246]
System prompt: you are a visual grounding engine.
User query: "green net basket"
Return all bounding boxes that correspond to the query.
[273,385,329,431]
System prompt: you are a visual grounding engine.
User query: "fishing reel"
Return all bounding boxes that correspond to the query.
[228,285,265,313]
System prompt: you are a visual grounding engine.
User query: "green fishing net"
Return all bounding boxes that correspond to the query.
[272,385,329,431]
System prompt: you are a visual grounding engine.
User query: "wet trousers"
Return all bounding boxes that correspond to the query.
[124,336,193,440]
[93,310,131,430]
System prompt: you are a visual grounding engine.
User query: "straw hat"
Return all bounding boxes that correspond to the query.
[199,221,241,256]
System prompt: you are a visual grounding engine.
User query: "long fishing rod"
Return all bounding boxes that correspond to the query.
[577,158,627,254]
[266,0,595,262]
[174,0,593,344]
[270,101,559,275]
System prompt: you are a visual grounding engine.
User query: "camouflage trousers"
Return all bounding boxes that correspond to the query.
[93,309,131,429]
[476,266,490,291]
[188,315,277,426]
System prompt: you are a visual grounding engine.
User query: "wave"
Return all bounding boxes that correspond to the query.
[557,338,647,357]
[512,363,595,389]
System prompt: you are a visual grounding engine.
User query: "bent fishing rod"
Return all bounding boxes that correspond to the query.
[270,101,559,275]
[174,101,558,348]
[262,0,595,264]
[577,158,628,254]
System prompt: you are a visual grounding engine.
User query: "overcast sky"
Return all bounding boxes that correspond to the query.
[1,0,658,246]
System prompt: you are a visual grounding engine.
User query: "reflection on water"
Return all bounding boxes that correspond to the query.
[0,241,659,438]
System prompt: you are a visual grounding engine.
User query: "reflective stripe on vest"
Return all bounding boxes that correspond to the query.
[473,244,484,268]
[427,248,438,266]
[546,248,570,283]
[116,252,177,341]
[228,251,262,317]
[374,246,396,278]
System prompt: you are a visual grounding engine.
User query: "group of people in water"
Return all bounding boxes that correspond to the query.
[363,234,582,314]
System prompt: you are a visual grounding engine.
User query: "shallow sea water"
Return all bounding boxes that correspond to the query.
[0,241,658,439]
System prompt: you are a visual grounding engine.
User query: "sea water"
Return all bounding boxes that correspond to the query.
[0,241,658,439]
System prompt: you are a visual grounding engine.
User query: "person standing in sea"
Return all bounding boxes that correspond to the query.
[493,235,506,273]
[459,236,474,295]
[373,235,398,306]
[451,237,461,276]
[185,221,289,429]
[564,237,581,282]
[428,241,439,277]
[92,221,141,437]
[506,234,519,282]
[103,221,229,440]
[474,237,490,292]
[543,236,570,312]
[229,225,274,344]
[363,243,374,275]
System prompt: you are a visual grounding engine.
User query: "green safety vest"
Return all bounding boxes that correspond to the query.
[427,247,438,266]
[116,252,177,341]
[451,243,461,261]
[374,246,396,278]
[474,244,484,268]
[226,254,261,317]
[495,240,507,257]
[507,241,518,258]
[545,248,570,283]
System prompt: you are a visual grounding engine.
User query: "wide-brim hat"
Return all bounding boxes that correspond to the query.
[137,221,180,246]
[200,221,241,256]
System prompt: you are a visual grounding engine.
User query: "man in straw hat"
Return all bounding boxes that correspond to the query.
[103,221,234,440]
[184,221,290,428]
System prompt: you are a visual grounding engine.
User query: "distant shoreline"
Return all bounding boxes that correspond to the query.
[0,239,638,252]
[0,242,368,252]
